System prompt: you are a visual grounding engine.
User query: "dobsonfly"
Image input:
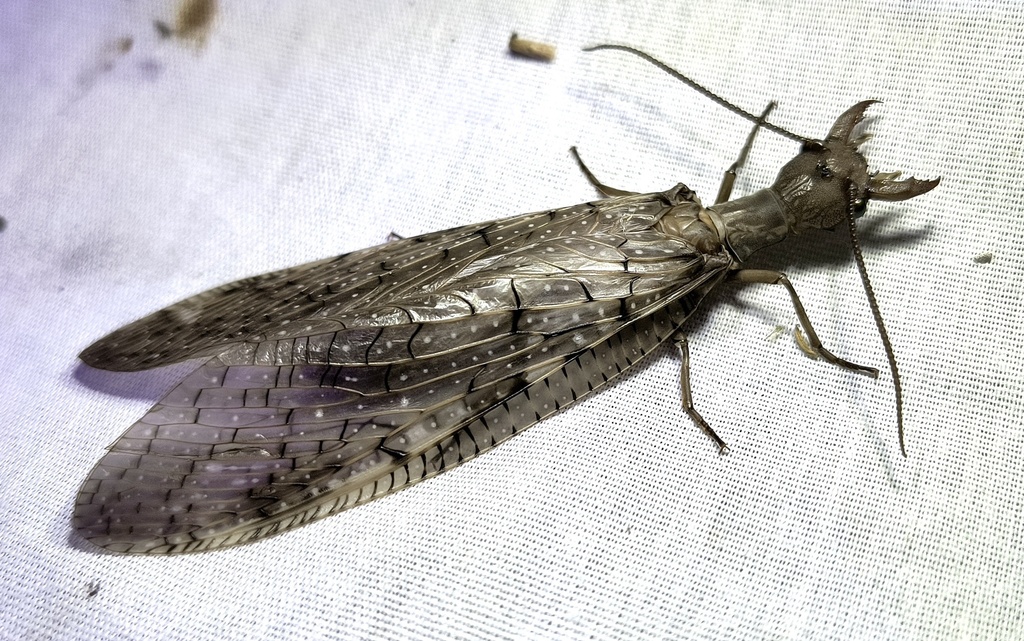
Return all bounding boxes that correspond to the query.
[74,45,939,554]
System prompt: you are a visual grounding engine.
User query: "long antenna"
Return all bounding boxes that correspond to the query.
[583,44,810,144]
[844,181,906,457]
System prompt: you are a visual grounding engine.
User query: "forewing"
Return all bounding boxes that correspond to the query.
[76,186,731,553]
[80,215,536,371]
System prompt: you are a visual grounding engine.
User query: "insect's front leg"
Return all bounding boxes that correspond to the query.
[729,269,879,378]
[673,332,730,453]
[714,102,776,205]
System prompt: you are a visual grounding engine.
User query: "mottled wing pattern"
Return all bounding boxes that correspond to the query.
[75,185,732,553]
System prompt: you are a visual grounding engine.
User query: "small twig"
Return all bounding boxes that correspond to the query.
[509,34,556,62]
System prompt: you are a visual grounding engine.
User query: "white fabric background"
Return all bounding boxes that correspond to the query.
[1,0,1021,639]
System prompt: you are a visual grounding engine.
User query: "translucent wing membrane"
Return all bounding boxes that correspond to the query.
[76,186,731,553]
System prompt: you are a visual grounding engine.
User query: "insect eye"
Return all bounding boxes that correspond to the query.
[817,163,833,179]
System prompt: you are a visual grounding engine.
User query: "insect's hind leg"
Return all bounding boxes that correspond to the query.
[729,269,880,378]
[673,332,730,453]
[715,102,776,204]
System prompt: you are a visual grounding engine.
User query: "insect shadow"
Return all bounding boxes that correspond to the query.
[72,358,199,402]
[713,213,929,326]
[750,213,930,272]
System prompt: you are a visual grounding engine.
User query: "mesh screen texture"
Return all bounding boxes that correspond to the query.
[1,1,1020,639]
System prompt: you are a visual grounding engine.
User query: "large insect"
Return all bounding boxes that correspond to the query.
[74,47,938,554]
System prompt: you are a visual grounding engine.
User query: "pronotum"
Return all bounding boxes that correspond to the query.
[74,45,939,554]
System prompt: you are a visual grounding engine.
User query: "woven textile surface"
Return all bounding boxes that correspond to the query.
[1,1,1021,639]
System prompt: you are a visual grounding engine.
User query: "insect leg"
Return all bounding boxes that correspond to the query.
[729,269,880,378]
[714,102,776,204]
[673,332,730,453]
[569,146,639,197]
